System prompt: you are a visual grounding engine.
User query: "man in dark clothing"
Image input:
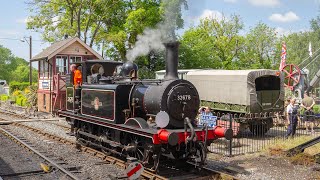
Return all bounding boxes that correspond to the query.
[286,98,299,138]
[301,92,315,133]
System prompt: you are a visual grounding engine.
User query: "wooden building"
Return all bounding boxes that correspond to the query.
[31,37,103,113]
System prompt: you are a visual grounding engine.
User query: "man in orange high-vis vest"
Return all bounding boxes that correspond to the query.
[70,64,82,87]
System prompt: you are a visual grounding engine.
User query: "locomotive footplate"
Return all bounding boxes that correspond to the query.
[58,110,232,146]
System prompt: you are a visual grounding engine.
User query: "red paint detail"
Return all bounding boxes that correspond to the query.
[58,111,228,146]
[127,163,142,177]
[281,64,301,90]
[212,126,225,138]
[217,120,239,136]
[154,126,229,144]
[157,129,170,143]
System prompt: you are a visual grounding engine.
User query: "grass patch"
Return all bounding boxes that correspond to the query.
[265,136,320,156]
[289,153,315,166]
[264,136,320,166]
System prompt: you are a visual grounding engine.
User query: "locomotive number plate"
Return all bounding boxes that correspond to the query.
[67,97,74,103]
[177,95,191,101]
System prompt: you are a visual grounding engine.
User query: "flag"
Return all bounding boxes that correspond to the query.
[309,42,312,57]
[279,42,286,71]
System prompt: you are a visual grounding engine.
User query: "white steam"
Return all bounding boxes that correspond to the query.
[126,0,185,61]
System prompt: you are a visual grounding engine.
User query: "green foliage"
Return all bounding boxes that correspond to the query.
[138,66,155,79]
[0,94,9,101]
[11,64,38,82]
[9,82,30,93]
[27,0,186,62]
[179,15,244,69]
[15,95,27,106]
[27,0,122,47]
[314,105,320,114]
[241,22,277,69]
[9,87,32,107]
[0,44,37,83]
[179,13,320,72]
[25,84,38,108]
[0,45,30,82]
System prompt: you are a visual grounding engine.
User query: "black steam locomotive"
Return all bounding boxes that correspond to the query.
[58,42,232,170]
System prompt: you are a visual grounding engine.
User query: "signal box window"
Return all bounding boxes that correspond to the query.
[39,60,49,78]
[70,56,82,63]
[56,56,68,75]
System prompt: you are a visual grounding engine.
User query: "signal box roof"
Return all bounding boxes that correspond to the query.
[31,37,103,61]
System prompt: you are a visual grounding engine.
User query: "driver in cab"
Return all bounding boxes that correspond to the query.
[70,64,82,87]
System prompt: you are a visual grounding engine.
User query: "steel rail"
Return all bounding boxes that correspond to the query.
[287,135,320,156]
[0,109,238,180]
[0,126,79,180]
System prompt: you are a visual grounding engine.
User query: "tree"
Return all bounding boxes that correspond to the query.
[179,15,244,69]
[11,64,38,83]
[27,0,127,47]
[240,22,278,69]
[27,0,187,63]
[0,45,36,83]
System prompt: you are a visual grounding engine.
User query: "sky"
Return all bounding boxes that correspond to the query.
[0,0,319,63]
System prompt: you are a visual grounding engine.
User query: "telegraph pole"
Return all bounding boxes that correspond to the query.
[29,36,32,85]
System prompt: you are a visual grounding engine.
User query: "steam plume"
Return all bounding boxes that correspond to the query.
[126,0,186,61]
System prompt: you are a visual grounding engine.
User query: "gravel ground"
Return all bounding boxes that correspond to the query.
[0,131,65,180]
[207,153,320,180]
[2,103,320,179]
[20,120,75,142]
[4,125,126,180]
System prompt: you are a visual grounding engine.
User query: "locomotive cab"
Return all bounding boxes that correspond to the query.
[66,60,123,112]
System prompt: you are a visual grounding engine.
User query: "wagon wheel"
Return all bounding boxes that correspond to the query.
[281,64,301,90]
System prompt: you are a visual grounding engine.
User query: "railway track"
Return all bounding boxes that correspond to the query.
[0,109,238,180]
[0,107,71,131]
[0,126,80,180]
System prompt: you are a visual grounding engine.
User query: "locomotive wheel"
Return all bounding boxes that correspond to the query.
[76,123,89,146]
[193,142,207,165]
[172,151,186,160]
[100,129,112,155]
[127,136,145,161]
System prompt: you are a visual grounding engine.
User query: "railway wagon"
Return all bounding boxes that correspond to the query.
[155,69,200,80]
[185,69,285,135]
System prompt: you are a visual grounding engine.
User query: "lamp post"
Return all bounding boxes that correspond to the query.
[21,36,32,85]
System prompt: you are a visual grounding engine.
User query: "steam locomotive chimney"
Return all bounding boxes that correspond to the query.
[164,42,179,80]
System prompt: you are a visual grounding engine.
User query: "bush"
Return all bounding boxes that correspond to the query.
[25,84,38,108]
[314,105,320,114]
[9,81,30,93]
[15,95,27,107]
[0,94,9,101]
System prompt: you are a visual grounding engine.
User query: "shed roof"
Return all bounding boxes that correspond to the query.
[31,37,103,61]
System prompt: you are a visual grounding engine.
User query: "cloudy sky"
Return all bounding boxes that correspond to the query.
[181,0,318,35]
[0,0,318,62]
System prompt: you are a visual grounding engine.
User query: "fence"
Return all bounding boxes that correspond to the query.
[208,112,320,156]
